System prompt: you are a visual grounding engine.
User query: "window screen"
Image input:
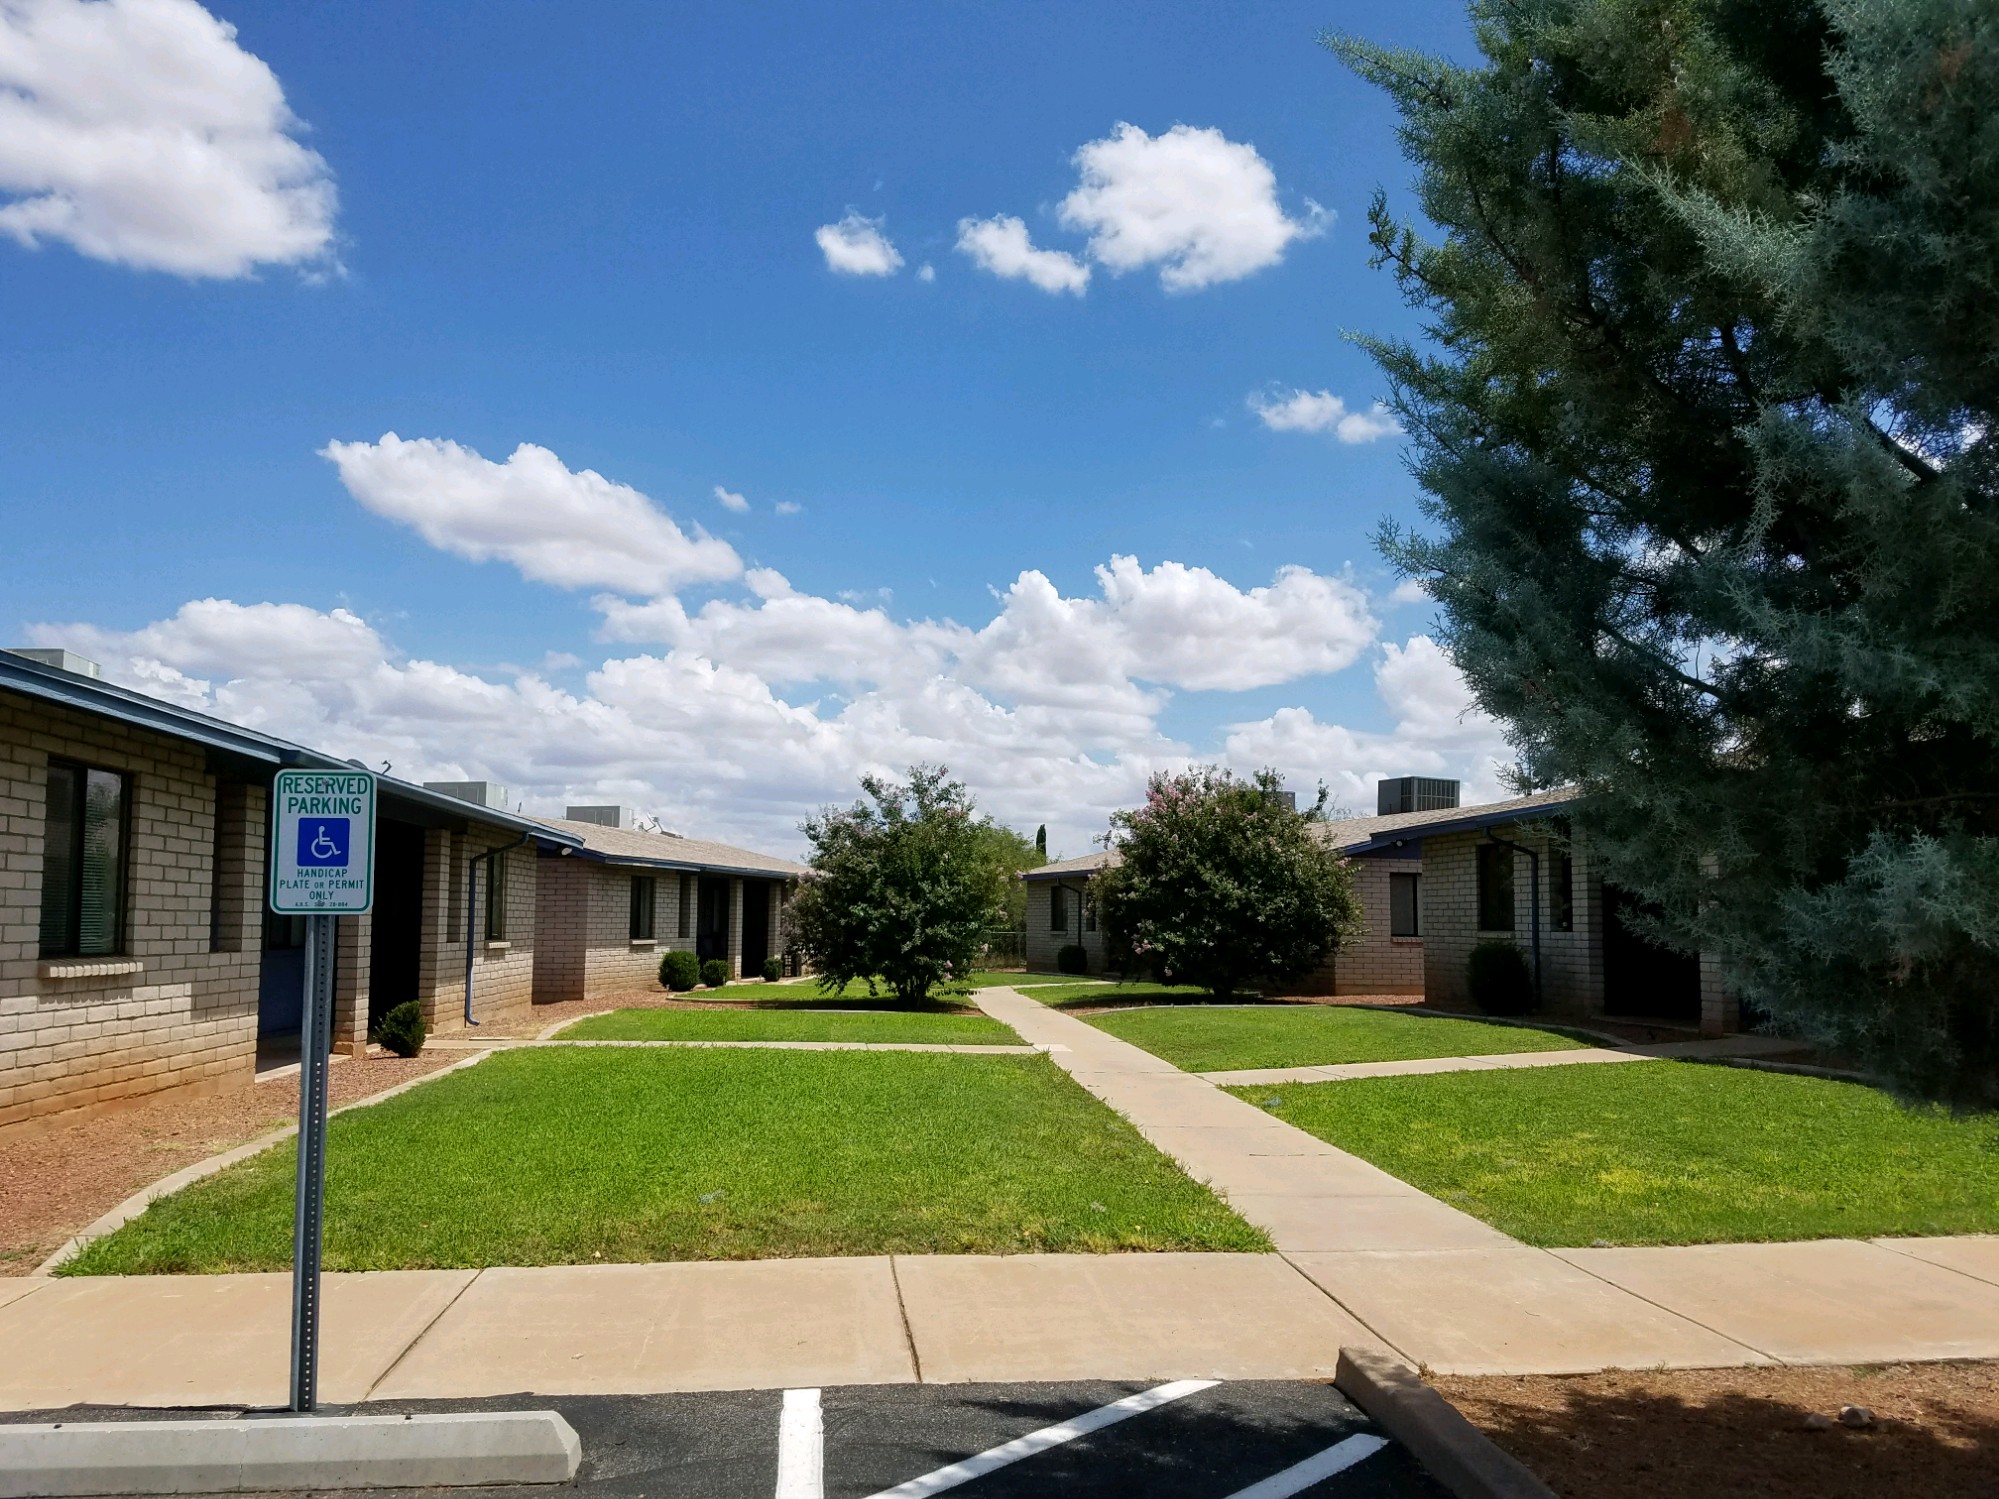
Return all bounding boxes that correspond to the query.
[1390,872,1421,937]
[678,872,694,938]
[630,875,656,940]
[485,849,509,941]
[1050,886,1067,932]
[39,761,128,958]
[1476,842,1515,931]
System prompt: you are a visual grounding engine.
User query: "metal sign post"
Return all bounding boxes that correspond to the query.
[269,769,376,1414]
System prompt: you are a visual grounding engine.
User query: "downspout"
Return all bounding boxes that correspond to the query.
[1485,830,1542,1008]
[464,833,532,1026]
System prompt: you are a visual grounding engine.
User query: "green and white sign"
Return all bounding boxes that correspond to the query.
[270,769,376,914]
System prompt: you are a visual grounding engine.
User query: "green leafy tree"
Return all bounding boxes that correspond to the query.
[1333,0,1999,1103]
[788,765,1015,1003]
[969,819,1044,928]
[1094,767,1360,998]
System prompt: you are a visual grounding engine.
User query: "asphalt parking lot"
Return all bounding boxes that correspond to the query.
[14,1380,1450,1498]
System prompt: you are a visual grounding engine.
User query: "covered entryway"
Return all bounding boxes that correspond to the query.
[695,876,731,963]
[1602,885,1700,1023]
[368,818,426,1027]
[741,881,770,974]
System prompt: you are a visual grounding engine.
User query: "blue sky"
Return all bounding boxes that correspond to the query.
[2,0,1504,856]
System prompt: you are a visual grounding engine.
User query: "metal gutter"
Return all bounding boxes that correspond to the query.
[1340,797,1578,858]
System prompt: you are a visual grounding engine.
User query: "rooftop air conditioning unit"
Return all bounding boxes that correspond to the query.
[1377,776,1461,816]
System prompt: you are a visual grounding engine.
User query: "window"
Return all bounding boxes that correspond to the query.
[484,848,508,941]
[1050,885,1067,933]
[1476,842,1515,931]
[1390,872,1421,937]
[40,761,130,958]
[1550,849,1574,932]
[629,875,656,940]
[678,872,694,938]
[1083,890,1097,933]
[209,792,228,952]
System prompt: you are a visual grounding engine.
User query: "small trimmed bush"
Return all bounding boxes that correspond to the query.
[371,1000,426,1058]
[1468,940,1536,1016]
[761,956,784,982]
[700,958,731,988]
[659,950,701,991]
[1056,943,1089,975]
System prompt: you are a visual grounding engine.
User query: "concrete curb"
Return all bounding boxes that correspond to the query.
[31,1051,498,1277]
[0,1411,581,1496]
[1334,1347,1554,1499]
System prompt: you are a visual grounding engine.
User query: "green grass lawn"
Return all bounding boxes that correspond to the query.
[1232,1061,1999,1246]
[562,1007,1019,1045]
[950,971,1075,990]
[666,981,978,1007]
[69,1050,1266,1274]
[1029,982,1215,1009]
[1091,1005,1587,1072]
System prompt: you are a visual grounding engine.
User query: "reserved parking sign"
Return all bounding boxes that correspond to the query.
[270,769,376,914]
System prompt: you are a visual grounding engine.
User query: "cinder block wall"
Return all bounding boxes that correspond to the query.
[1023,880,1107,974]
[1293,855,1424,995]
[0,695,264,1132]
[1421,826,1603,1017]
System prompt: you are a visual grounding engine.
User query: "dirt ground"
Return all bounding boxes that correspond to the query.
[0,1051,459,1275]
[1434,1361,1999,1499]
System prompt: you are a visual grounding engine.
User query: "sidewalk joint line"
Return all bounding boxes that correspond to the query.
[886,1255,924,1383]
[361,1266,485,1402]
[1546,1245,1783,1365]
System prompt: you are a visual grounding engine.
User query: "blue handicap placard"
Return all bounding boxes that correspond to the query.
[296,817,351,868]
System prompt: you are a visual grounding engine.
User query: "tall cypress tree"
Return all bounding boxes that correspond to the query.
[1333,0,1999,1104]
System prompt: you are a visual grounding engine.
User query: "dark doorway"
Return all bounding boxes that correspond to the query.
[741,882,770,974]
[696,876,731,963]
[1602,885,1701,1023]
[258,909,307,1038]
[370,819,426,1026]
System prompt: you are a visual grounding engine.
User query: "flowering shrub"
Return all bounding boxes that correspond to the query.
[786,765,1014,1004]
[1094,766,1360,999]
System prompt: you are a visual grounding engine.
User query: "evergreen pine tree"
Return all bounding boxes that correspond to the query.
[1333,0,1999,1103]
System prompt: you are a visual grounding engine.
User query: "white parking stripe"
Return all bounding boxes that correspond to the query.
[862,1378,1221,1499]
[776,1387,824,1499]
[1219,1433,1391,1499]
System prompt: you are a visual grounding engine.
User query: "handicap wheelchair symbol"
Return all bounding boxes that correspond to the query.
[296,817,351,868]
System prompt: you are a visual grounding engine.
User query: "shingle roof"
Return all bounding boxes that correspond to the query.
[1021,851,1114,881]
[1017,789,1579,878]
[1317,788,1578,854]
[533,817,806,879]
[0,650,582,849]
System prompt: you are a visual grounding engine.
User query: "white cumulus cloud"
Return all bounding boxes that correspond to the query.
[1223,635,1511,810]
[320,433,742,595]
[1057,123,1323,292]
[714,485,749,514]
[814,210,902,277]
[954,213,1089,295]
[1249,388,1401,443]
[0,0,337,277]
[773,500,802,516]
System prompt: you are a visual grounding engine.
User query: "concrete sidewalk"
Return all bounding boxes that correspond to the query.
[0,1256,1375,1409]
[974,988,1999,1375]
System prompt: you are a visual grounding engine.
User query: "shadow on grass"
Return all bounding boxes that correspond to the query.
[1445,1379,1999,1499]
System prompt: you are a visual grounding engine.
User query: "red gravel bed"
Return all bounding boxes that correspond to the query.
[0,1052,460,1275]
[1434,1362,1999,1499]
